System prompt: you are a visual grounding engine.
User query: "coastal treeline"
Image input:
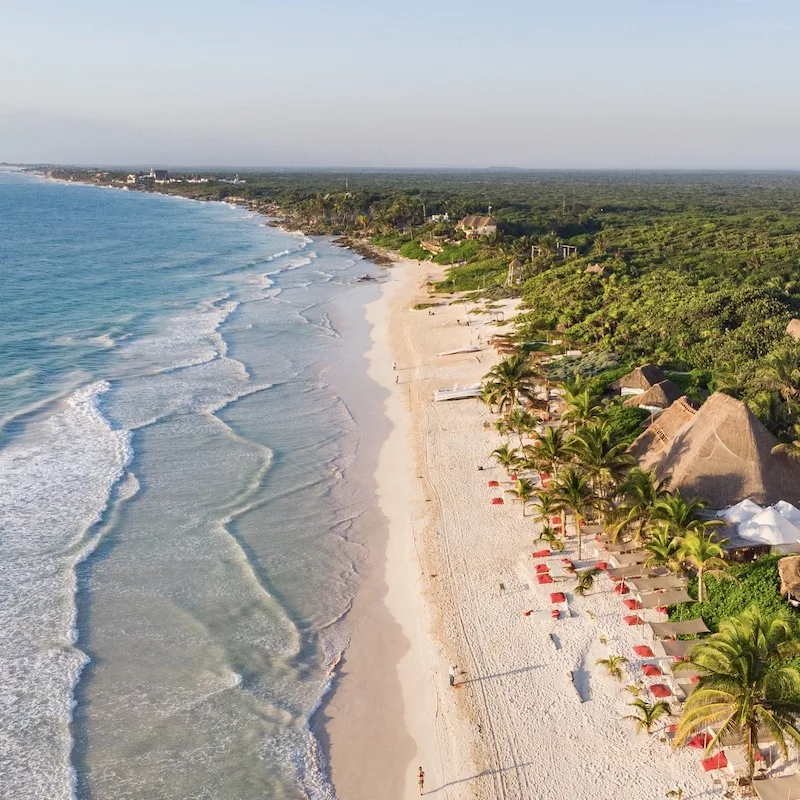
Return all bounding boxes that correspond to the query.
[50,167,800,441]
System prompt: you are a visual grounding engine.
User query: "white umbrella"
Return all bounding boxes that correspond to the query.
[739,507,800,547]
[772,499,800,527]
[717,498,763,524]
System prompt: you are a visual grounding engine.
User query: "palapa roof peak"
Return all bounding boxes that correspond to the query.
[610,363,666,392]
[631,392,800,508]
[628,395,696,464]
[623,379,683,409]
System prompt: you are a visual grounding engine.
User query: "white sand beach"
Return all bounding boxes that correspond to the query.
[328,255,723,800]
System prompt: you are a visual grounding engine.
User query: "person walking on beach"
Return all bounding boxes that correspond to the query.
[417,766,425,795]
[392,361,396,370]
[449,664,458,687]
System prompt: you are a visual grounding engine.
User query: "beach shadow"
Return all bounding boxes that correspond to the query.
[571,660,592,703]
[424,760,538,794]
[460,664,542,685]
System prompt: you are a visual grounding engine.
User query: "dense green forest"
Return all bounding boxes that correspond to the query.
[49,167,800,440]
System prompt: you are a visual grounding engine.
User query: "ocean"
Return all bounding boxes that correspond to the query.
[0,171,386,799]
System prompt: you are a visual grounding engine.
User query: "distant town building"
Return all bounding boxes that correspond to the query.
[429,213,449,222]
[126,174,138,184]
[150,168,170,183]
[457,215,497,239]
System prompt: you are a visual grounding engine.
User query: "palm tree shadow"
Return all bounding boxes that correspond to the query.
[459,664,542,685]
[425,760,538,794]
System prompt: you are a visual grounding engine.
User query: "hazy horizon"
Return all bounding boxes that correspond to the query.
[2,0,799,169]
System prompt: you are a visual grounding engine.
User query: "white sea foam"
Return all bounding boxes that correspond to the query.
[0,382,131,798]
[0,367,37,388]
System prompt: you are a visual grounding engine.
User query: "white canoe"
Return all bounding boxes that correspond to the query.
[438,346,480,356]
[433,383,482,402]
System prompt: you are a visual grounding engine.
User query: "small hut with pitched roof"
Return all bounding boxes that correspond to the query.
[609,363,667,396]
[622,379,684,413]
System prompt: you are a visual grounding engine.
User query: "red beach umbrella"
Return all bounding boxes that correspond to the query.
[532,549,551,558]
[491,497,504,505]
[614,583,630,595]
[487,480,500,487]
[594,561,608,570]
[537,574,554,585]
[687,733,712,749]
[549,592,566,604]
[624,615,643,626]
[633,646,654,658]
[649,683,671,698]
[535,564,549,574]
[642,664,661,677]
[623,599,642,610]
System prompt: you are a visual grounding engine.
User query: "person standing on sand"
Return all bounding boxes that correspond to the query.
[417,766,425,795]
[449,664,458,687]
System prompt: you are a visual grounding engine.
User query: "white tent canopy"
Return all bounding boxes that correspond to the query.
[739,507,800,548]
[717,498,763,524]
[772,499,800,526]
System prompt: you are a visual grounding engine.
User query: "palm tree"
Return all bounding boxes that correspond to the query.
[522,427,570,478]
[674,607,800,780]
[502,408,539,447]
[773,421,800,460]
[482,353,538,415]
[643,524,683,572]
[609,468,671,543]
[536,526,566,552]
[651,492,719,539]
[491,443,520,473]
[567,421,635,498]
[552,468,596,561]
[509,478,536,516]
[677,530,729,603]
[756,344,800,407]
[561,389,603,429]
[596,655,628,681]
[575,566,602,596]
[625,699,672,735]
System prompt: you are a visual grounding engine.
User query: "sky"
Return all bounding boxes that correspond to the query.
[1,0,799,169]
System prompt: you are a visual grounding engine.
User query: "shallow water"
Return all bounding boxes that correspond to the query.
[0,171,385,798]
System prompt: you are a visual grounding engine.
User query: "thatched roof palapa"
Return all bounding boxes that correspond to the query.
[628,396,697,465]
[610,363,666,392]
[778,554,800,599]
[631,392,800,508]
[623,379,684,410]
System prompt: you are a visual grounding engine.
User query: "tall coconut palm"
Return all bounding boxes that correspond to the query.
[566,421,636,498]
[610,468,672,543]
[643,524,683,572]
[509,478,536,516]
[625,699,672,735]
[552,468,596,561]
[482,353,538,415]
[501,408,539,447]
[651,492,719,539]
[561,389,603,429]
[522,426,570,478]
[491,443,520,473]
[678,531,729,603]
[674,607,800,780]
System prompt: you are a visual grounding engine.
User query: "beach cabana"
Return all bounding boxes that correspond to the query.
[610,363,666,396]
[629,576,685,594]
[753,775,800,800]
[717,498,764,525]
[612,551,649,566]
[701,752,728,771]
[739,507,800,553]
[622,379,684,412]
[656,639,698,659]
[650,618,709,639]
[640,589,693,609]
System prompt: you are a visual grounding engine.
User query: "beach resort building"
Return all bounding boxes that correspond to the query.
[150,168,170,184]
[456,215,497,238]
[629,392,800,510]
[622,378,683,413]
[610,363,667,396]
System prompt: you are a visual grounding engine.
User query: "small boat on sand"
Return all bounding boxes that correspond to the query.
[438,346,480,356]
[433,383,482,401]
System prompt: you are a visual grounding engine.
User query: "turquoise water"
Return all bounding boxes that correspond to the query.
[0,171,385,798]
